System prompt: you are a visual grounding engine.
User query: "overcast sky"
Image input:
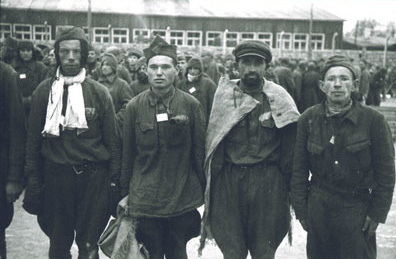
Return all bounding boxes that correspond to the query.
[198,0,396,33]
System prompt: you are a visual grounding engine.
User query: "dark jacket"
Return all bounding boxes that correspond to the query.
[291,101,395,223]
[14,60,48,112]
[0,61,26,228]
[176,76,216,126]
[98,75,134,135]
[24,76,121,184]
[273,65,298,105]
[120,88,205,218]
[300,69,322,112]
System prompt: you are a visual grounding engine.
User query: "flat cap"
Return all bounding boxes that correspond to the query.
[127,47,143,58]
[144,35,177,62]
[321,55,357,80]
[233,40,272,63]
[55,26,88,46]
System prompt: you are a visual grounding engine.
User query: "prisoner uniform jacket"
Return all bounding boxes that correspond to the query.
[291,101,395,259]
[24,75,121,257]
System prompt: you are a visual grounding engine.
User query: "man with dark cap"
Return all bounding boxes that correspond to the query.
[129,56,150,95]
[22,26,121,259]
[98,52,134,136]
[15,40,48,118]
[199,40,300,258]
[291,55,395,259]
[0,61,26,259]
[176,56,216,125]
[120,35,205,259]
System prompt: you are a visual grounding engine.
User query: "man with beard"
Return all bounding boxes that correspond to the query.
[199,40,300,258]
[23,26,120,258]
[129,57,150,95]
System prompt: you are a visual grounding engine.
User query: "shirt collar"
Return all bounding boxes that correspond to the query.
[321,100,359,125]
[148,86,175,106]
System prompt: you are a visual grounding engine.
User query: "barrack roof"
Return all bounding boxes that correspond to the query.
[2,0,344,21]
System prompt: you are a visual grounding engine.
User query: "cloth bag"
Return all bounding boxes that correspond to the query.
[98,196,149,259]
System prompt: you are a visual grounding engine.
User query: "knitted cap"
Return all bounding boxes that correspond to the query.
[321,55,357,80]
[187,56,203,71]
[127,47,143,58]
[144,35,177,62]
[101,52,118,73]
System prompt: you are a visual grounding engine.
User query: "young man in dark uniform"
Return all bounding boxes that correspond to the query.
[120,36,205,259]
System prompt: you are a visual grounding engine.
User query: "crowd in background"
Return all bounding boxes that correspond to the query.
[2,36,396,122]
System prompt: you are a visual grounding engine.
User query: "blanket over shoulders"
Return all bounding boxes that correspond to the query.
[199,76,300,254]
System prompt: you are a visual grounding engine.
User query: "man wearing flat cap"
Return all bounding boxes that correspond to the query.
[23,26,121,258]
[291,55,395,259]
[120,35,205,258]
[199,40,300,258]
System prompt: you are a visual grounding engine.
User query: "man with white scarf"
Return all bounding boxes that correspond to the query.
[23,26,121,259]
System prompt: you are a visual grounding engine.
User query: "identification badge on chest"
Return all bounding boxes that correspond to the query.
[19,73,26,79]
[156,113,169,122]
[189,87,196,93]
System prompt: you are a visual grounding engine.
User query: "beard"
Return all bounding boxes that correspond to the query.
[241,72,261,87]
[137,71,148,84]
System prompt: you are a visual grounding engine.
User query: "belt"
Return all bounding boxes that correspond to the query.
[72,161,103,174]
[228,160,276,170]
[310,178,372,200]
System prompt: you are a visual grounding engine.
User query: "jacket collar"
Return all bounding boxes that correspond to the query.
[319,100,359,125]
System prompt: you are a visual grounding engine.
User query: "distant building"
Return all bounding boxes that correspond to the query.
[1,0,344,51]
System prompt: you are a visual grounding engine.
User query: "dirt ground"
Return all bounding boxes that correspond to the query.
[5,184,396,259]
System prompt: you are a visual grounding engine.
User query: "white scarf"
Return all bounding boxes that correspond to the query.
[42,67,88,137]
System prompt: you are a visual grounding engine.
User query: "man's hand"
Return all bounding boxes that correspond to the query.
[22,177,44,215]
[299,219,309,232]
[362,216,379,237]
[6,181,23,203]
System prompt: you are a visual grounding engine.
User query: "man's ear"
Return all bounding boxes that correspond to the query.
[351,78,359,92]
[233,61,238,70]
[318,80,326,93]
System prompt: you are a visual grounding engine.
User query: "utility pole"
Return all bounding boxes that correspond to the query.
[307,4,313,60]
[87,0,92,44]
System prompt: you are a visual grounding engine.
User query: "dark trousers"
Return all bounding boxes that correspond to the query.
[136,209,201,259]
[38,161,111,259]
[0,186,13,259]
[210,163,290,259]
[307,187,376,259]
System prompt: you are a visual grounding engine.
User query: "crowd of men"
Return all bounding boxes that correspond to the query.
[0,25,395,259]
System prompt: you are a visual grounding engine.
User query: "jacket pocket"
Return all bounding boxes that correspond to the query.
[307,141,324,155]
[167,123,187,146]
[345,139,371,171]
[136,122,156,147]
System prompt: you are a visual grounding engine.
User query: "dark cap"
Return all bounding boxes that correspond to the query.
[233,40,272,63]
[321,55,357,80]
[17,40,33,50]
[55,26,88,46]
[144,35,177,62]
